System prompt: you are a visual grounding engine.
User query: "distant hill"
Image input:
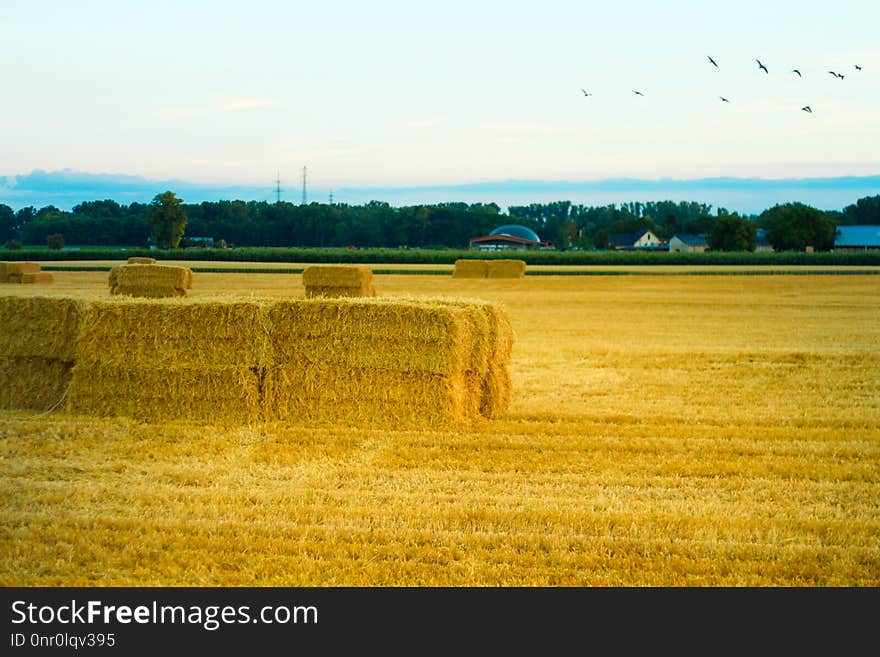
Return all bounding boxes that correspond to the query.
[2,168,879,215]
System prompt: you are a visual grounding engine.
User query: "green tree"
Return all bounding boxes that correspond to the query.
[47,233,65,250]
[840,194,880,225]
[148,191,187,248]
[760,202,836,251]
[0,204,16,242]
[707,213,756,251]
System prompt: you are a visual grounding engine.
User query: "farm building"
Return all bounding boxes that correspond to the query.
[609,228,664,250]
[668,234,707,253]
[469,224,547,251]
[834,225,880,252]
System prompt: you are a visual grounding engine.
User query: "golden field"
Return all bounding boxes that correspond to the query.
[1,268,879,586]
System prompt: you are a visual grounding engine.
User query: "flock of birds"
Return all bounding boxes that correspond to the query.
[580,56,865,114]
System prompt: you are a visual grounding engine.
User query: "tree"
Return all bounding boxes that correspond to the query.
[707,212,756,251]
[840,194,880,226]
[47,233,65,250]
[759,202,836,251]
[148,191,187,248]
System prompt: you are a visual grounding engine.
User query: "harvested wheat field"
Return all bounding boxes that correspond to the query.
[1,268,878,586]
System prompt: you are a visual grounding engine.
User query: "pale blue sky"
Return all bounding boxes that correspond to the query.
[3,0,878,193]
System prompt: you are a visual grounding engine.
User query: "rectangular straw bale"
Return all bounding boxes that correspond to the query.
[0,262,8,283]
[110,264,191,289]
[452,259,488,278]
[426,296,515,418]
[20,272,54,284]
[5,262,42,276]
[66,363,262,423]
[263,365,473,425]
[127,256,157,264]
[75,297,270,368]
[486,259,526,278]
[0,356,72,411]
[0,295,87,360]
[268,298,473,375]
[302,265,372,288]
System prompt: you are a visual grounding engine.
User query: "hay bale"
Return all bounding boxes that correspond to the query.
[0,356,72,411]
[66,363,262,423]
[20,272,54,284]
[75,297,270,369]
[452,259,488,278]
[108,264,192,298]
[263,365,472,424]
[0,296,87,360]
[268,297,474,376]
[5,262,42,276]
[127,256,157,264]
[263,296,513,425]
[67,296,270,423]
[303,265,373,298]
[302,265,372,287]
[486,259,526,279]
[0,262,8,283]
[426,297,515,418]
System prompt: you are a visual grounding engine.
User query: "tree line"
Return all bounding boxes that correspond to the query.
[1,193,877,252]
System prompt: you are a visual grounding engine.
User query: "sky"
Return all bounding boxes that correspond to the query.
[2,0,879,206]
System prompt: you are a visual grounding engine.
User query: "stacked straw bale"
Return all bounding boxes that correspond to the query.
[302,265,375,298]
[1,261,54,285]
[108,263,193,298]
[66,297,269,423]
[263,296,512,425]
[1,292,514,426]
[452,259,526,279]
[0,295,87,410]
[452,259,489,278]
[127,256,157,264]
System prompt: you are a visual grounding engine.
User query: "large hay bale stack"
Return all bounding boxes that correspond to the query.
[67,297,269,423]
[3,261,49,284]
[302,265,375,298]
[486,259,526,279]
[263,296,512,425]
[109,263,192,298]
[0,295,87,411]
[452,259,489,278]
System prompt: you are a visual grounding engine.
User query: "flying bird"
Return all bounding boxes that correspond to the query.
[756,59,768,74]
[829,70,845,79]
[581,88,592,96]
[720,96,730,102]
[792,69,802,77]
[854,64,862,70]
[632,90,645,96]
[802,105,812,113]
[708,56,718,67]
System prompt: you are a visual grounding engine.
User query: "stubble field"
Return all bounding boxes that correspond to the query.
[1,268,878,585]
